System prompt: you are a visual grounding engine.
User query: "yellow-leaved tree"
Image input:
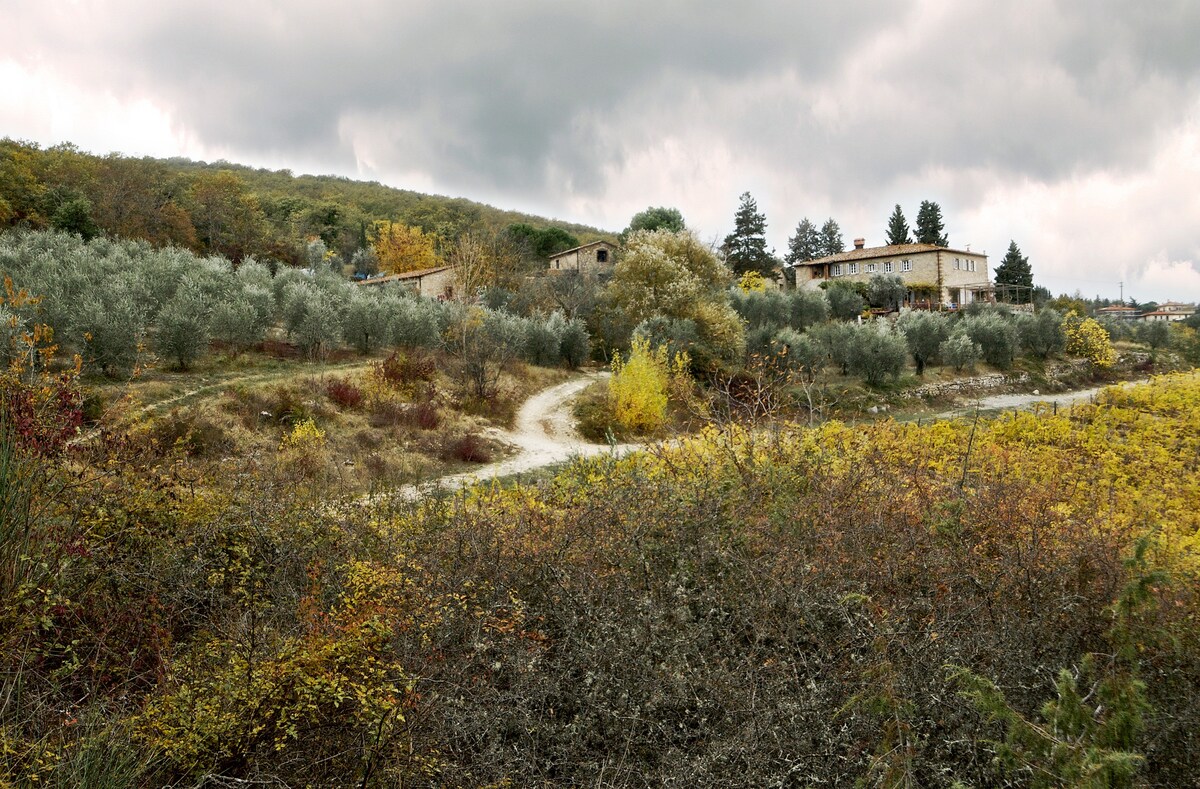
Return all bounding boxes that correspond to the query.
[609,336,669,433]
[372,221,440,274]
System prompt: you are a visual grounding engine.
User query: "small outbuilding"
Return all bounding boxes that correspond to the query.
[547,241,617,275]
[356,265,457,300]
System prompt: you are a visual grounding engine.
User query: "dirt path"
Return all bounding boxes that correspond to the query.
[931,378,1142,420]
[389,372,639,501]
[71,360,373,446]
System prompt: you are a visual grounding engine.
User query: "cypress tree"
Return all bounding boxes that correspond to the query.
[994,240,1033,289]
[723,192,776,277]
[819,218,844,258]
[885,204,912,246]
[785,217,821,264]
[915,200,948,246]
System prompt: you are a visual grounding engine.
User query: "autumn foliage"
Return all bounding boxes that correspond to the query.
[3,364,1200,785]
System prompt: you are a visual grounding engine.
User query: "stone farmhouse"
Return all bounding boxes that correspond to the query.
[793,239,993,309]
[548,241,617,276]
[356,265,457,300]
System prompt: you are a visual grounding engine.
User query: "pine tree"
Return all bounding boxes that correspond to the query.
[994,240,1033,288]
[785,218,821,264]
[819,218,844,258]
[915,200,948,246]
[723,192,776,277]
[885,204,911,246]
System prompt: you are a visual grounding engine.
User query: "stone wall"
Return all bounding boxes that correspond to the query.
[898,360,1092,400]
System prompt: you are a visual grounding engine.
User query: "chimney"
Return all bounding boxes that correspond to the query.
[853,238,865,250]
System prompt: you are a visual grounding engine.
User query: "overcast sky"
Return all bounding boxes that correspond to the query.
[4,0,1199,302]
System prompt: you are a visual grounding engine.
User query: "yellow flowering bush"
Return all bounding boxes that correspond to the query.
[280,417,326,451]
[609,336,669,433]
[1064,310,1117,368]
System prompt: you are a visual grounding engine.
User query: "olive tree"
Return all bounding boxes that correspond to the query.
[898,310,950,375]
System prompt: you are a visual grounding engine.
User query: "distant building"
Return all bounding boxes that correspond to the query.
[1097,305,1141,320]
[793,239,992,309]
[548,241,617,275]
[1138,301,1195,322]
[356,265,456,300]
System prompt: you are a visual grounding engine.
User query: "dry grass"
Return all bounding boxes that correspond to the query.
[105,353,567,495]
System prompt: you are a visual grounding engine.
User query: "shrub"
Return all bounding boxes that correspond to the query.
[1016,308,1066,359]
[265,385,312,425]
[325,377,363,409]
[407,400,440,430]
[845,323,907,385]
[1137,320,1171,351]
[608,336,669,434]
[826,280,866,321]
[1064,311,1117,369]
[959,313,1019,369]
[150,410,230,457]
[523,314,563,367]
[940,330,982,372]
[771,328,825,381]
[559,318,591,369]
[280,417,325,450]
[788,289,829,330]
[374,351,435,394]
[441,433,491,463]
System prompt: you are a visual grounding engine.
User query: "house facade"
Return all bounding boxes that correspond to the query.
[356,265,457,300]
[548,241,617,275]
[1139,302,1195,322]
[794,239,992,308]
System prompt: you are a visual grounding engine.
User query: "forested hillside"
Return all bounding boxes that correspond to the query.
[0,139,613,266]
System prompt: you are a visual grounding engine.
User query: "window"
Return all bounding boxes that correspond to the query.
[832,263,843,276]
[866,263,876,273]
[848,263,858,274]
[901,260,912,272]
[884,261,894,273]
[596,249,608,263]
[954,258,961,270]
[969,260,976,272]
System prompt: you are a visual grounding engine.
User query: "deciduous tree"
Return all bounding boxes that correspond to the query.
[624,206,685,236]
[372,221,439,274]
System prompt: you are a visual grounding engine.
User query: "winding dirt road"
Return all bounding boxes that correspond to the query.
[391,372,639,501]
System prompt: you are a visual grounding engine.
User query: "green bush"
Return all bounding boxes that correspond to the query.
[845,323,907,385]
[940,330,982,371]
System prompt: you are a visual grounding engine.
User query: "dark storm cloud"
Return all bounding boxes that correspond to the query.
[6,1,1200,227]
[7,1,903,192]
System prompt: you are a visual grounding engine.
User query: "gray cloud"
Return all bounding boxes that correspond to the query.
[4,0,1200,297]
